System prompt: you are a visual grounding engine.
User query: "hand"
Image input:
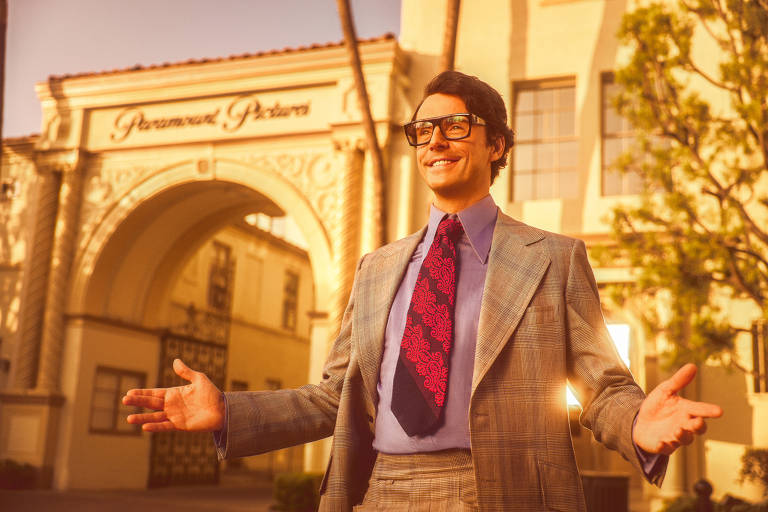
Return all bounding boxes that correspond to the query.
[633,363,722,455]
[122,359,225,432]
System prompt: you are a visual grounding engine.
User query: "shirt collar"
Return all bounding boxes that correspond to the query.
[426,194,498,264]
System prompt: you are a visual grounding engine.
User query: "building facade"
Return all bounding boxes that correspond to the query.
[398,0,767,506]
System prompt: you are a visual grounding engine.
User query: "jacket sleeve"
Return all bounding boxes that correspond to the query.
[564,239,667,485]
[216,257,364,459]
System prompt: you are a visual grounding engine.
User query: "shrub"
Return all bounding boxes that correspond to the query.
[740,448,768,498]
[272,472,323,512]
[0,459,38,490]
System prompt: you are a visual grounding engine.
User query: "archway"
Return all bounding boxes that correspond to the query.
[56,160,336,489]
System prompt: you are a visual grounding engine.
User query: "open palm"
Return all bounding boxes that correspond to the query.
[123,359,225,432]
[633,363,722,455]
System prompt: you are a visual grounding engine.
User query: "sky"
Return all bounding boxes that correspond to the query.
[4,0,402,138]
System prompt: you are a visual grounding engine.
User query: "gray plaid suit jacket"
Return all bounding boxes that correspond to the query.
[221,212,652,511]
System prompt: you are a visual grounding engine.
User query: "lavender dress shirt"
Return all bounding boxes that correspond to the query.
[373,195,497,453]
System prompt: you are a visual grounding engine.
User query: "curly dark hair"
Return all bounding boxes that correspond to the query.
[413,71,514,184]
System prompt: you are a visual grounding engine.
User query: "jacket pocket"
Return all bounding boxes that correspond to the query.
[537,459,584,512]
[519,305,556,327]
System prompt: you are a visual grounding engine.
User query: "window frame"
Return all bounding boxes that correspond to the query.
[208,240,234,312]
[752,321,768,393]
[600,71,644,196]
[89,365,146,436]
[282,269,300,331]
[510,76,579,201]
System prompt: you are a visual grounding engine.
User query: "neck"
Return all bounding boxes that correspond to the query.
[432,192,489,214]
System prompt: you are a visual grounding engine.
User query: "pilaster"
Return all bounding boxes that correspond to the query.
[9,166,62,389]
[36,150,85,391]
[329,139,365,345]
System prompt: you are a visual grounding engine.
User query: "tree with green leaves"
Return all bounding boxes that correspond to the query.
[596,0,768,372]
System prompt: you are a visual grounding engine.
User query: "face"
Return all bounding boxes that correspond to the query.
[414,94,502,211]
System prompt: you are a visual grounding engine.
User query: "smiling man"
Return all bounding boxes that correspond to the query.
[124,71,722,511]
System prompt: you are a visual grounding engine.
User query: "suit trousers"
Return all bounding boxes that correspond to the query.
[353,449,479,512]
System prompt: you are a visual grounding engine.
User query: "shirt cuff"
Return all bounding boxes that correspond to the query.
[212,392,229,460]
[632,413,668,486]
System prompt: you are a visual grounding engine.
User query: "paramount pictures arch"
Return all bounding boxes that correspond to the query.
[0,37,424,489]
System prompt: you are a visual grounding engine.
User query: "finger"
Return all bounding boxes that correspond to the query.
[685,416,707,435]
[126,411,167,425]
[142,421,178,432]
[682,399,723,418]
[173,359,196,382]
[677,429,694,446]
[659,440,680,455]
[122,394,164,410]
[662,363,697,394]
[125,388,167,399]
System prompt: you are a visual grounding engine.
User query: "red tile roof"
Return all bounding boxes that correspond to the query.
[48,33,396,81]
[2,134,39,145]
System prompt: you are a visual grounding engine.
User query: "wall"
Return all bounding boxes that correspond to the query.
[55,319,158,489]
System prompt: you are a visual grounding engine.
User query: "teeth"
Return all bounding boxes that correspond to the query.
[431,159,454,167]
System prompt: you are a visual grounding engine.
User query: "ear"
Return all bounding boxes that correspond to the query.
[489,134,505,161]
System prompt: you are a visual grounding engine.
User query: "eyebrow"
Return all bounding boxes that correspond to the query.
[410,113,472,122]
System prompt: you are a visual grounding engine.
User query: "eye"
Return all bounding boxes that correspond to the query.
[444,116,468,133]
[414,122,432,137]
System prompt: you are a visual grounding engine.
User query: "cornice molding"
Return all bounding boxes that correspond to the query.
[34,149,84,174]
[35,40,403,110]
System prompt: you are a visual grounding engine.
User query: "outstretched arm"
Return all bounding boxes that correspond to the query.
[123,358,225,432]
[633,363,723,455]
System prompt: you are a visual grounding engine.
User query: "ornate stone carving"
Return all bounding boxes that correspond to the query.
[78,157,155,254]
[242,151,341,231]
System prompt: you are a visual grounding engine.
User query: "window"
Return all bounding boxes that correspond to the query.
[208,241,233,312]
[512,79,578,201]
[90,366,146,435]
[282,270,299,331]
[753,321,768,393]
[601,73,643,195]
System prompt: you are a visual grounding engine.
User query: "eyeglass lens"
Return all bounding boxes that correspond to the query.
[407,115,472,145]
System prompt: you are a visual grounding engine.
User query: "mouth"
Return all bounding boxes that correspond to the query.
[427,157,460,168]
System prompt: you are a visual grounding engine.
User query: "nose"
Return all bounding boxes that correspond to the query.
[427,124,449,148]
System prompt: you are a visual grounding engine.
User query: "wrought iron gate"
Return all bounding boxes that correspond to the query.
[148,331,227,487]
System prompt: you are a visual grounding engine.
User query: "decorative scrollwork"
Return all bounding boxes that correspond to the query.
[242,151,342,230]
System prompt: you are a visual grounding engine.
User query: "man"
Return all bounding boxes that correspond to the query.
[124,71,722,511]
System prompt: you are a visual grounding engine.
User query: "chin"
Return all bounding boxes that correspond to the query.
[428,181,465,198]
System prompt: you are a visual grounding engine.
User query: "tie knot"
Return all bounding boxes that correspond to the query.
[437,215,464,242]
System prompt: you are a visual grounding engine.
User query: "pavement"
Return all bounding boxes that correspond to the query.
[0,473,277,512]
[0,472,655,512]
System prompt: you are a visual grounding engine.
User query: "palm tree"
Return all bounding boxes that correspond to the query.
[335,0,386,248]
[440,0,461,71]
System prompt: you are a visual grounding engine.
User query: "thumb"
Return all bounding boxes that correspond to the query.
[173,359,196,383]
[664,363,697,394]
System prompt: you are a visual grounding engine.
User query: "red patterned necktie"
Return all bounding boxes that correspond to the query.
[392,214,464,436]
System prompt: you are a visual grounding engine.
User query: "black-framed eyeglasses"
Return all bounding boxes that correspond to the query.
[403,113,486,147]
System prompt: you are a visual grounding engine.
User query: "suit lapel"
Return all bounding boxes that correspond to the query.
[471,214,551,396]
[354,227,426,410]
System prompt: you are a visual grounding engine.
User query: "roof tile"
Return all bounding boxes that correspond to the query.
[48,33,395,81]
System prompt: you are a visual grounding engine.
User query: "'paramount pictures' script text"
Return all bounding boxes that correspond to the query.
[110,94,311,142]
